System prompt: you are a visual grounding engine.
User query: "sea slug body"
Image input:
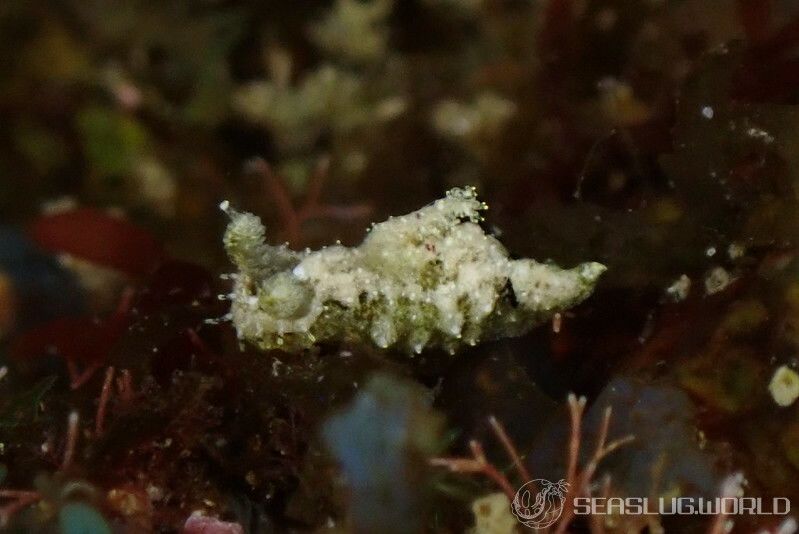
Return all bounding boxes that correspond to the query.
[222,187,605,354]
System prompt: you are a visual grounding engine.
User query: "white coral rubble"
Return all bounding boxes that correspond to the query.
[470,493,519,534]
[222,187,605,353]
[769,365,799,407]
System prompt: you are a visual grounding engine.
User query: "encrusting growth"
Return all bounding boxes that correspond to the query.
[222,187,605,354]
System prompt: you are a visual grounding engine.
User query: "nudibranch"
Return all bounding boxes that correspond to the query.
[222,187,605,354]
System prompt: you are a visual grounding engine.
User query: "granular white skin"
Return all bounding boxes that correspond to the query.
[223,187,605,353]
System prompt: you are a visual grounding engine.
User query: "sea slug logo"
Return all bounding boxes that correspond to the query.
[511,479,569,529]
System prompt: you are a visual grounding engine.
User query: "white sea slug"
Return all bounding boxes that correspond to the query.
[222,187,605,354]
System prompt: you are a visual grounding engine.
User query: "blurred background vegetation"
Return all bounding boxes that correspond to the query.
[0,0,759,264]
